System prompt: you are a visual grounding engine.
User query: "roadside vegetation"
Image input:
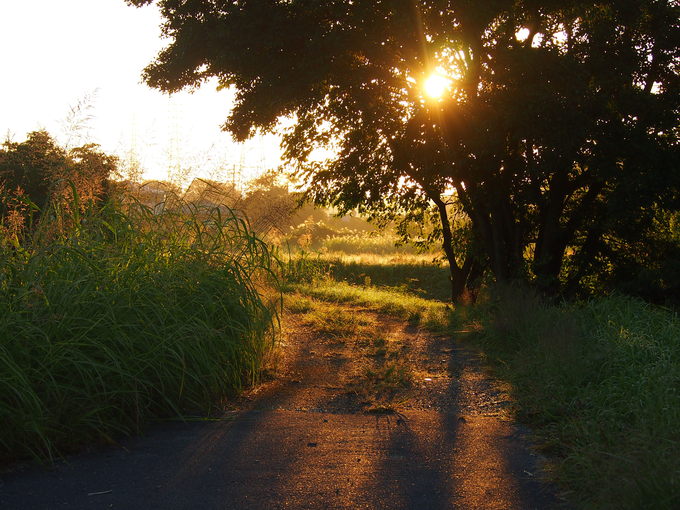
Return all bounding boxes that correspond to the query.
[471,289,679,510]
[0,133,278,463]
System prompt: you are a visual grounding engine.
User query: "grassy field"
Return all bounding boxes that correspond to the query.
[0,197,278,463]
[320,233,421,256]
[284,248,680,510]
[281,244,450,301]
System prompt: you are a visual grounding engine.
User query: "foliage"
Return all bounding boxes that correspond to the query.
[241,171,300,238]
[0,131,116,241]
[129,0,679,301]
[241,171,382,248]
[0,131,66,214]
[606,209,680,304]
[126,171,381,253]
[0,186,278,463]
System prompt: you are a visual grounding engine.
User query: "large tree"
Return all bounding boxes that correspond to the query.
[128,0,679,300]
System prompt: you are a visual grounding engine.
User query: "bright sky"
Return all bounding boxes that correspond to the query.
[0,0,282,186]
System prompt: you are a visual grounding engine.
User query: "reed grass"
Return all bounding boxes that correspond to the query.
[0,193,278,463]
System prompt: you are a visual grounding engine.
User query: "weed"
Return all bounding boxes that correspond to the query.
[284,294,315,314]
[364,362,412,390]
[301,304,374,340]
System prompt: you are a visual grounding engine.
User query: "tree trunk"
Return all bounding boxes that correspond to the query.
[432,196,469,303]
[534,178,604,296]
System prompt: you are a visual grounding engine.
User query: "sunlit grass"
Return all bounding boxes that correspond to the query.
[323,251,439,265]
[324,255,450,301]
[285,281,453,332]
[283,294,316,314]
[300,304,375,340]
[281,251,455,332]
[284,290,415,412]
[319,233,423,256]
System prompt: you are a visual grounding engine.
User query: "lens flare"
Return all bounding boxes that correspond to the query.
[424,73,451,99]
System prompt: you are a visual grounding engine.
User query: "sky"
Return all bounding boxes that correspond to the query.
[0,0,282,186]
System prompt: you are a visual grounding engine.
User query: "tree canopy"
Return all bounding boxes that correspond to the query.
[129,0,680,300]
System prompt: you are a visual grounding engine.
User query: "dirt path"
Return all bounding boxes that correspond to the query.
[0,304,565,509]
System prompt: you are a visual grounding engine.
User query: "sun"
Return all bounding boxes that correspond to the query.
[423,73,451,99]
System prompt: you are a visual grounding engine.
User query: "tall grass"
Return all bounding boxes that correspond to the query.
[279,249,332,284]
[0,193,278,462]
